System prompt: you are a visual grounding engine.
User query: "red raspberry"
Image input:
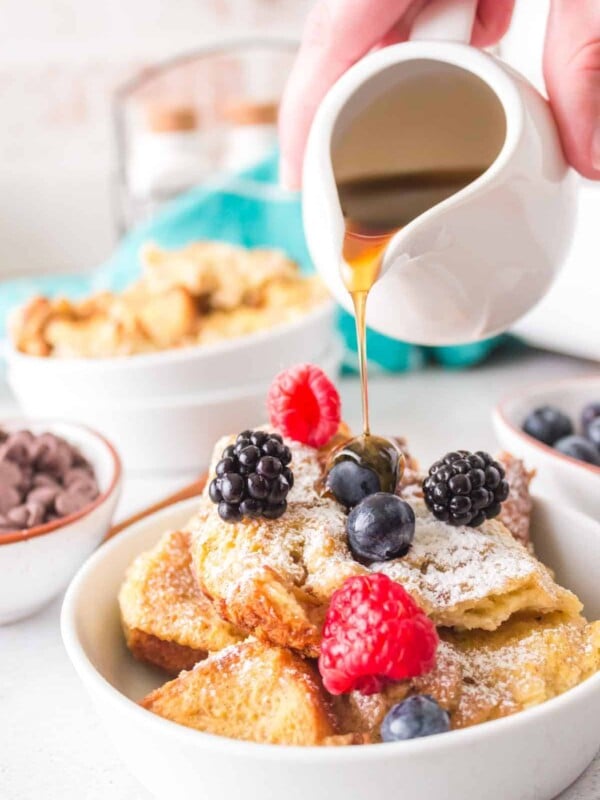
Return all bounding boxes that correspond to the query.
[267,364,341,448]
[318,574,438,695]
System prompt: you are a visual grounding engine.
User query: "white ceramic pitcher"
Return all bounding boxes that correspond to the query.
[302,0,576,345]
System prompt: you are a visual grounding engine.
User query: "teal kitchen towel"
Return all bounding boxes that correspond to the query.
[0,151,502,370]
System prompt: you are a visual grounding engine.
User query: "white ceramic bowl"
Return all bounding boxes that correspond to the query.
[5,301,336,400]
[10,340,343,474]
[0,419,121,624]
[493,376,600,521]
[61,495,600,800]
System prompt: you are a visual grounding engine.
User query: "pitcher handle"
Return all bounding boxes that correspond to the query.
[410,0,477,43]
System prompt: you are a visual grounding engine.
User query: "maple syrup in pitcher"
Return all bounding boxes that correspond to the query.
[326,168,487,488]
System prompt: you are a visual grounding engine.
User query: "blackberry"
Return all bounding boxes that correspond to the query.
[422,450,509,527]
[209,430,293,522]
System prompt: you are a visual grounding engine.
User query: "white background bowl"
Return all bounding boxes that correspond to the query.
[6,302,336,399]
[493,376,600,521]
[9,339,343,474]
[61,495,600,800]
[1,419,121,624]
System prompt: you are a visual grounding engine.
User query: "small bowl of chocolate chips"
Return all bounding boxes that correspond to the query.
[0,419,122,624]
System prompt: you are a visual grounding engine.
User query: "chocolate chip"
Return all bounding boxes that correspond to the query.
[32,473,60,490]
[16,465,33,494]
[27,486,59,508]
[0,428,98,528]
[54,489,90,517]
[25,501,45,527]
[0,434,31,466]
[33,433,60,470]
[0,485,21,515]
[6,505,29,528]
[63,466,94,487]
[67,477,98,500]
[0,461,21,487]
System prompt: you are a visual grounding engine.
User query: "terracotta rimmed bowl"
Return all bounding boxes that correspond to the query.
[61,495,600,800]
[493,375,600,521]
[0,419,122,624]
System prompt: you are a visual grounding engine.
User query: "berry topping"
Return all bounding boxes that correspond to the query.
[582,402,600,434]
[347,493,415,564]
[318,574,438,696]
[423,450,509,527]
[554,435,600,466]
[267,364,341,448]
[522,406,573,446]
[381,695,450,742]
[326,460,380,508]
[209,430,293,522]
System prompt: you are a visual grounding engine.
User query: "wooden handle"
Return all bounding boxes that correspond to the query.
[105,474,208,541]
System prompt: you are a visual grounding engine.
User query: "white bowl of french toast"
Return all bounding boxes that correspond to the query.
[61,366,600,800]
[6,241,335,399]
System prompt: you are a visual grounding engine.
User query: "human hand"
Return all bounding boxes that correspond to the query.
[279,0,600,189]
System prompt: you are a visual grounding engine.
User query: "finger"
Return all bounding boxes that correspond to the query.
[544,0,600,179]
[279,0,415,189]
[381,0,515,48]
[471,0,515,47]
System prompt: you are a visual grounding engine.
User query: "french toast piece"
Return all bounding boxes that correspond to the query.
[333,612,600,740]
[495,452,535,549]
[444,611,600,728]
[119,530,245,673]
[190,435,580,655]
[140,640,337,745]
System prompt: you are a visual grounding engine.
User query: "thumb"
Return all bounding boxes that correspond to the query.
[544,0,600,179]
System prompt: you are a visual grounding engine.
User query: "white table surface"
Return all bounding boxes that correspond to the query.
[1,347,599,800]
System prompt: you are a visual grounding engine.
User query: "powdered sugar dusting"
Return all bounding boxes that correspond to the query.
[190,436,577,632]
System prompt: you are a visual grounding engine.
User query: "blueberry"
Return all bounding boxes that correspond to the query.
[586,418,600,450]
[554,435,600,466]
[347,493,415,563]
[581,402,600,433]
[326,461,380,508]
[381,695,450,742]
[522,406,573,446]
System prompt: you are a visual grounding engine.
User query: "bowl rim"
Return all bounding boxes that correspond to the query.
[61,494,600,762]
[6,300,335,370]
[0,418,122,546]
[495,374,600,478]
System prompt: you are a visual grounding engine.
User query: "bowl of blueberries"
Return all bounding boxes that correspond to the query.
[493,376,600,521]
[0,420,122,624]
